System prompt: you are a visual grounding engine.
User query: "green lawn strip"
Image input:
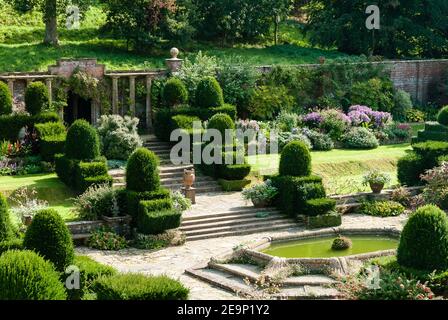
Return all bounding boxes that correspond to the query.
[0,173,78,221]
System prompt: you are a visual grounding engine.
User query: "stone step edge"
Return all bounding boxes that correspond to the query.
[185,222,299,241]
[181,210,281,226]
[182,207,280,222]
[180,216,292,232]
[184,221,298,237]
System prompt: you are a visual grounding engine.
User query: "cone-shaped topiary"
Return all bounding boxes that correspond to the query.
[0,81,12,115]
[25,82,50,115]
[0,250,67,300]
[162,78,188,107]
[196,77,224,108]
[0,194,13,242]
[126,148,160,192]
[279,141,312,177]
[24,209,74,272]
[437,106,448,126]
[65,119,100,160]
[207,113,235,137]
[397,205,448,271]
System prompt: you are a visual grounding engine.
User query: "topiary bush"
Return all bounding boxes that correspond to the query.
[162,78,188,107]
[93,273,189,300]
[0,250,67,300]
[279,141,312,177]
[196,77,224,108]
[437,106,448,126]
[65,119,100,160]
[0,194,13,242]
[397,205,448,271]
[207,113,235,137]
[397,152,426,186]
[25,82,50,116]
[24,209,74,272]
[0,81,12,115]
[126,148,160,192]
[304,198,337,216]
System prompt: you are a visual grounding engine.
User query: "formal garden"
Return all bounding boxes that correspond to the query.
[1,0,448,302]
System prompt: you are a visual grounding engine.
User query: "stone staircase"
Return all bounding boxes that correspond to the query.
[111,135,222,193]
[186,262,341,300]
[181,207,299,241]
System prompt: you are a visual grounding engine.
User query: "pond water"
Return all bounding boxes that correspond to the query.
[261,235,398,258]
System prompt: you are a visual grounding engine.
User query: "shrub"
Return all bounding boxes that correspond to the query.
[133,230,185,250]
[36,122,67,162]
[137,207,182,235]
[397,152,425,186]
[65,119,100,160]
[274,111,299,132]
[25,82,50,115]
[218,164,251,180]
[304,198,337,216]
[35,122,66,138]
[207,113,235,137]
[0,250,67,300]
[123,189,171,220]
[74,184,119,221]
[350,78,394,112]
[397,205,448,271]
[93,273,189,300]
[332,236,352,250]
[171,191,192,211]
[393,90,413,121]
[0,81,12,115]
[421,162,448,210]
[343,127,379,149]
[304,129,334,151]
[171,115,201,131]
[87,228,128,251]
[97,115,142,161]
[357,201,405,217]
[139,198,173,212]
[248,85,294,120]
[437,106,448,126]
[320,109,350,140]
[195,77,224,108]
[306,211,342,229]
[162,78,188,107]
[68,255,117,300]
[241,179,278,204]
[23,209,74,272]
[209,104,237,120]
[0,194,13,242]
[218,179,251,191]
[126,148,160,192]
[278,132,312,151]
[0,112,59,142]
[406,108,425,123]
[0,238,23,255]
[279,141,311,177]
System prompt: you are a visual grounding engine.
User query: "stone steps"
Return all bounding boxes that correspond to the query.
[182,207,278,222]
[186,263,340,300]
[182,209,280,226]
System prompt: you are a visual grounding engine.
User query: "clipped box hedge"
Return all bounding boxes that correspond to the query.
[304,198,337,217]
[137,208,182,235]
[0,112,59,141]
[305,212,342,229]
[93,273,189,300]
[218,178,251,191]
[218,164,251,180]
[40,135,66,162]
[123,189,171,220]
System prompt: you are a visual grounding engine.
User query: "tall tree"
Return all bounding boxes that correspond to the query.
[305,0,448,58]
[9,0,90,46]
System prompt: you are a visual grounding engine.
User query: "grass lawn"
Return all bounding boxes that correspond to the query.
[246,144,412,195]
[0,5,348,72]
[0,173,78,221]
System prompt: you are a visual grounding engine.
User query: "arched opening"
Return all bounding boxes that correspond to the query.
[64,91,92,125]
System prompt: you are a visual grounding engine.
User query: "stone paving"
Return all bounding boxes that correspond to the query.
[77,210,409,300]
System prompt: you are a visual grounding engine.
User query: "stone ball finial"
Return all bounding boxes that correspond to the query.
[170,47,180,59]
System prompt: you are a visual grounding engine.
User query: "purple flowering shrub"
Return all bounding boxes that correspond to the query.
[348,105,392,129]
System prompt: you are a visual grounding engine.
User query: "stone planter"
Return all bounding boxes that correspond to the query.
[251,198,269,208]
[369,182,385,194]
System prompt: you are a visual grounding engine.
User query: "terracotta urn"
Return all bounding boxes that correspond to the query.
[252,198,269,208]
[369,182,384,194]
[183,168,195,190]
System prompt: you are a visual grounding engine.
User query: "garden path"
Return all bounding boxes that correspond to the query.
[77,212,408,300]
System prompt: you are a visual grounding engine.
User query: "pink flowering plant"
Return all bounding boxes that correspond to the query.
[420,162,448,209]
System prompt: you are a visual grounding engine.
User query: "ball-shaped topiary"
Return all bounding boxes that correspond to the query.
[0,250,67,300]
[0,81,12,115]
[65,119,100,160]
[126,148,160,192]
[25,82,50,115]
[0,194,14,242]
[207,113,235,137]
[196,77,224,108]
[162,78,188,107]
[24,209,74,272]
[437,106,448,126]
[397,205,448,271]
[279,141,312,177]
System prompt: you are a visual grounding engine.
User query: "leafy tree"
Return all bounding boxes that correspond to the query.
[305,0,448,58]
[8,0,90,46]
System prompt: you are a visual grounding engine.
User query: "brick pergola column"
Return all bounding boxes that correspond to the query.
[129,75,136,116]
[112,76,119,114]
[146,75,153,130]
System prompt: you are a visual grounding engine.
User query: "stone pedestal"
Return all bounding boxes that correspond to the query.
[182,187,196,205]
[165,47,183,73]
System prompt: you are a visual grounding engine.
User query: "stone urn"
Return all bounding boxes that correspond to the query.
[183,168,195,190]
[369,182,384,194]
